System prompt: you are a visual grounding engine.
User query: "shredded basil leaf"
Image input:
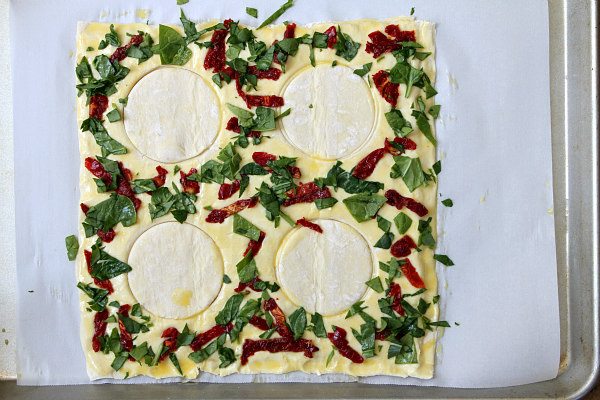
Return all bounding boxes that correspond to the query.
[65,235,79,261]
[309,313,327,338]
[390,156,427,192]
[353,62,372,77]
[442,198,453,207]
[89,242,132,281]
[246,7,258,18]
[433,254,454,266]
[374,232,394,249]
[77,282,109,311]
[394,212,412,235]
[258,0,294,29]
[232,214,261,241]
[365,277,384,293]
[288,307,307,340]
[334,26,360,61]
[82,194,136,237]
[236,253,258,283]
[153,24,192,65]
[343,193,386,223]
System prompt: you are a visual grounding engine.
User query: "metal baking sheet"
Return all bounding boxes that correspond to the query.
[1,0,597,397]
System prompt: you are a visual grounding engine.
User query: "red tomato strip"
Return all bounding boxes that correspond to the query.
[117,304,133,355]
[218,180,241,200]
[225,117,261,138]
[400,259,425,289]
[247,66,282,80]
[89,95,108,120]
[384,189,428,217]
[388,282,405,316]
[296,218,323,233]
[249,315,270,331]
[241,337,319,365]
[252,152,277,166]
[152,166,168,188]
[282,182,331,207]
[97,229,116,243]
[203,22,231,72]
[116,162,141,210]
[85,157,112,187]
[327,327,364,363]
[373,70,400,107]
[80,203,90,215]
[235,78,284,108]
[352,148,386,180]
[384,25,416,43]
[234,276,264,293]
[384,137,417,155]
[263,298,292,339]
[159,327,180,361]
[190,322,233,352]
[243,231,266,258]
[92,309,109,352]
[365,26,416,58]
[84,250,114,293]
[283,23,297,39]
[109,34,144,63]
[324,26,337,48]
[390,235,417,258]
[206,197,258,223]
[180,168,200,195]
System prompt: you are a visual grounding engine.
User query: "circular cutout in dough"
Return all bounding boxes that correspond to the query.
[124,68,220,163]
[281,65,375,160]
[276,219,373,316]
[127,222,223,319]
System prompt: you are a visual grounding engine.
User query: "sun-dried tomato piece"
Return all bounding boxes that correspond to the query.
[234,276,264,293]
[218,180,241,200]
[400,259,425,289]
[190,322,233,351]
[117,304,133,353]
[365,26,416,58]
[388,282,405,316]
[152,166,168,188]
[80,203,90,215]
[375,328,391,341]
[284,22,297,38]
[116,162,141,210]
[296,218,323,233]
[384,189,428,217]
[249,315,270,331]
[390,235,417,258]
[225,117,262,138]
[243,94,285,108]
[288,166,301,179]
[352,148,386,180]
[327,327,364,363]
[241,337,319,365]
[92,309,109,352]
[324,26,337,48]
[85,157,112,187]
[97,229,116,243]
[179,168,200,195]
[282,182,331,207]
[159,327,180,361]
[206,197,259,223]
[247,66,282,80]
[84,250,114,294]
[109,33,144,63]
[204,28,229,72]
[384,25,416,43]
[384,137,417,155]
[243,231,266,257]
[373,70,400,107]
[89,95,109,120]
[252,152,277,166]
[263,298,292,339]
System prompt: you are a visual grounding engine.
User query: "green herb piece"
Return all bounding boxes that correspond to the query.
[236,253,258,283]
[385,109,413,137]
[229,299,261,341]
[410,7,415,15]
[118,97,128,105]
[223,274,232,284]
[315,161,383,195]
[126,32,154,64]
[331,60,338,67]
[257,182,282,224]
[169,353,183,375]
[130,179,157,194]
[149,185,197,223]
[433,295,440,304]
[433,254,454,266]
[418,217,436,249]
[118,313,149,334]
[111,353,129,371]
[343,193,386,223]
[390,156,427,192]
[80,118,127,156]
[345,301,368,319]
[98,24,121,50]
[428,320,451,328]
[246,7,258,18]
[374,232,394,249]
[258,0,294,29]
[377,215,392,232]
[352,322,376,358]
[108,301,120,308]
[288,307,307,340]
[177,0,189,4]
[153,24,192,65]
[429,104,441,119]
[354,62,373,77]
[315,197,338,210]
[130,342,149,362]
[215,293,244,325]
[218,347,236,368]
[309,313,327,338]
[411,97,436,145]
[88,242,132,281]
[65,235,79,261]
[106,107,120,123]
[388,335,418,364]
[442,198,453,207]
[365,277,384,293]
[334,26,360,61]
[177,324,195,346]
[394,212,412,234]
[189,340,218,363]
[432,160,441,175]
[232,214,261,241]
[326,349,335,366]
[77,282,109,311]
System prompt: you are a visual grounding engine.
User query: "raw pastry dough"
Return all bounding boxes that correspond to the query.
[127,222,223,319]
[124,67,220,163]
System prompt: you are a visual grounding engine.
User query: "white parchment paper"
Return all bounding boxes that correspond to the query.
[11,0,558,388]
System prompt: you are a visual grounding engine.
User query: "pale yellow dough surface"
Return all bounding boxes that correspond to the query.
[75,17,438,381]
